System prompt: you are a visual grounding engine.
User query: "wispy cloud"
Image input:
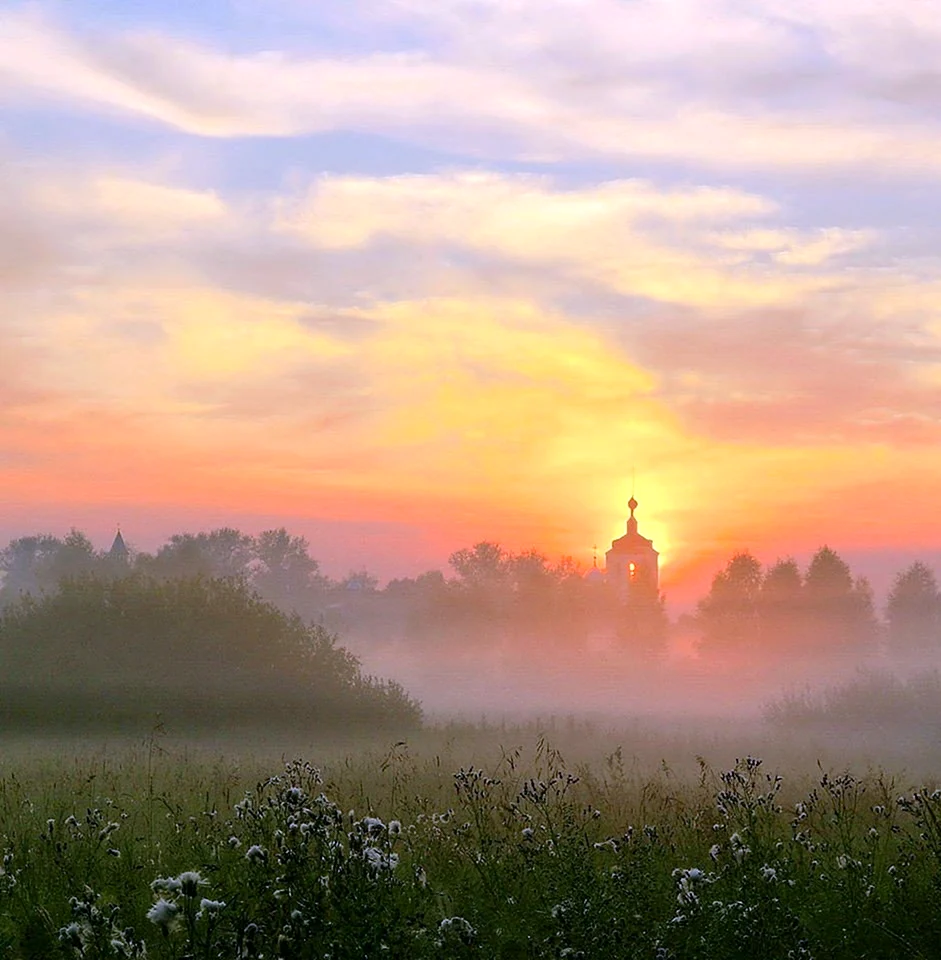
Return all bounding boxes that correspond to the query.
[5,2,941,172]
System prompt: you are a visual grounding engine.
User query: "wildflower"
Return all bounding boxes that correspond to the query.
[364,846,399,871]
[98,822,120,841]
[673,867,705,907]
[438,917,476,944]
[177,871,204,897]
[729,832,750,863]
[198,899,226,918]
[151,876,182,894]
[59,921,89,949]
[709,844,720,862]
[227,835,241,848]
[146,898,178,930]
[245,844,268,864]
[388,820,402,837]
[363,816,385,835]
[760,865,777,882]
[593,838,618,852]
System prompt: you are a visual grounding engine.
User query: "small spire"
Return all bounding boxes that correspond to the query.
[592,544,598,568]
[110,527,129,561]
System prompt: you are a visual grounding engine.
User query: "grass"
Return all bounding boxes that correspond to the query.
[2,725,941,959]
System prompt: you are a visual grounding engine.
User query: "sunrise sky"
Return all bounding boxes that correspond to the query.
[3,0,941,603]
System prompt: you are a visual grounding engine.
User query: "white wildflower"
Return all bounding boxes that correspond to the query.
[58,921,89,949]
[245,845,268,864]
[438,916,476,943]
[151,876,182,894]
[146,898,178,930]
[198,898,226,918]
[364,846,399,871]
[177,871,203,897]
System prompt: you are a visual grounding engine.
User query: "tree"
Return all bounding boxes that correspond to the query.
[45,529,100,583]
[252,528,323,606]
[697,551,763,648]
[197,528,255,580]
[140,528,255,581]
[448,542,508,591]
[0,534,63,601]
[758,558,804,646]
[886,561,941,653]
[142,534,215,580]
[803,546,877,652]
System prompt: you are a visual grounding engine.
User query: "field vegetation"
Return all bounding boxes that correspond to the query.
[2,731,941,959]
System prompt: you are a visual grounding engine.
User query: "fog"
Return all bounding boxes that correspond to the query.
[3,525,941,773]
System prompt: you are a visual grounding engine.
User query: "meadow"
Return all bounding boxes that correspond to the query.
[2,722,941,959]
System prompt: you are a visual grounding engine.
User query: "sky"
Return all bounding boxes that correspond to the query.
[3,0,941,604]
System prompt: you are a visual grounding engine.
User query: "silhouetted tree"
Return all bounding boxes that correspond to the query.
[46,529,101,583]
[886,561,941,654]
[0,534,63,601]
[252,528,323,607]
[140,534,215,580]
[139,528,255,581]
[449,541,508,591]
[697,550,762,648]
[803,546,877,653]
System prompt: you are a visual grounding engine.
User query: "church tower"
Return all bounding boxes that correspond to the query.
[605,497,659,600]
[109,528,129,565]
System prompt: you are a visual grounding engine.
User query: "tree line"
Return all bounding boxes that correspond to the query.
[2,527,940,659]
[697,546,941,660]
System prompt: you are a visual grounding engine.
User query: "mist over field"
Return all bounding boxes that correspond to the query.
[2,523,941,772]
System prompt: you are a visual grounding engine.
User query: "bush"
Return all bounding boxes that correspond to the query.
[0,574,422,732]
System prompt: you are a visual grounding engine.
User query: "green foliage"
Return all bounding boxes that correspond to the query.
[0,575,421,732]
[1,748,940,958]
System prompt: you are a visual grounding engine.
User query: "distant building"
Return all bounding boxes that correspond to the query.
[604,497,659,601]
[109,528,129,565]
[585,546,605,585]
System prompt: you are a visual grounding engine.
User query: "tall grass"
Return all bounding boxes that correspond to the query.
[2,732,941,958]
